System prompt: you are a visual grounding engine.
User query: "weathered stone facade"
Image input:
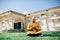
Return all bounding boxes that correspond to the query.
[0,6,60,32]
[25,6,60,31]
[0,10,26,32]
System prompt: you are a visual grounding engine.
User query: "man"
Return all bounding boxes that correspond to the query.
[26,17,42,36]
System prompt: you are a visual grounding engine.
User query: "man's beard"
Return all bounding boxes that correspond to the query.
[33,21,35,23]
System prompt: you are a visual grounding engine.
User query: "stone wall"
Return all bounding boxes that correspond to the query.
[26,7,60,31]
[0,11,25,32]
[0,6,60,32]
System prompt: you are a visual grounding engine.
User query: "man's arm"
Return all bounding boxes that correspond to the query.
[35,23,41,31]
[27,23,33,31]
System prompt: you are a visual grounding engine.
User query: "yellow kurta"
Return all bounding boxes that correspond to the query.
[27,22,42,35]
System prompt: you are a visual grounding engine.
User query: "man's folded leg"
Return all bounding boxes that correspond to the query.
[27,31,42,36]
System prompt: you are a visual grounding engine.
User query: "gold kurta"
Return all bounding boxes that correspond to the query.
[27,22,42,35]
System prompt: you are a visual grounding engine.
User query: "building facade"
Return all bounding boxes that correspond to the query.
[0,6,60,32]
[0,10,26,32]
[25,6,60,31]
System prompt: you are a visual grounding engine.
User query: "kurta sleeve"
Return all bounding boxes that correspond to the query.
[27,23,33,31]
[36,23,41,31]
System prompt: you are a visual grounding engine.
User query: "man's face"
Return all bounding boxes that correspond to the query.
[33,17,36,23]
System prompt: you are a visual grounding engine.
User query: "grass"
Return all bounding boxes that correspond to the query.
[0,31,60,40]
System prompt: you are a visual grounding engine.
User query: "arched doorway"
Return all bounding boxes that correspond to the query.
[13,18,24,31]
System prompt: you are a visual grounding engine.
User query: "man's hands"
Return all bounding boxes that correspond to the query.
[32,25,35,29]
[32,25,38,30]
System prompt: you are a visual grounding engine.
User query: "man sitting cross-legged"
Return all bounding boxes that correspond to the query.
[26,17,42,36]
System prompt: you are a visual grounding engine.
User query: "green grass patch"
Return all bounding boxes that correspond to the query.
[0,31,60,40]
